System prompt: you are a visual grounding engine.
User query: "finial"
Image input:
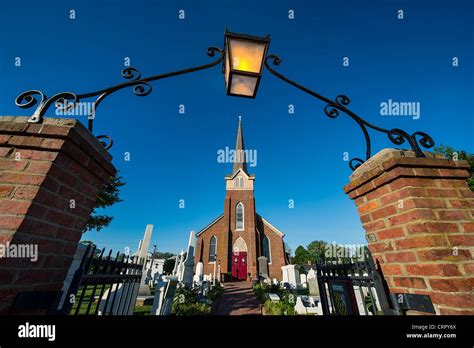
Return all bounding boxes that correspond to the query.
[238,115,242,121]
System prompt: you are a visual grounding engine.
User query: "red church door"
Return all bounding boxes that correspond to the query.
[232,251,247,281]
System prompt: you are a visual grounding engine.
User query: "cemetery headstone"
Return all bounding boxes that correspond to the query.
[151,276,178,315]
[137,225,153,296]
[300,273,307,285]
[258,256,269,280]
[172,253,179,276]
[308,278,320,296]
[294,295,320,315]
[268,293,280,302]
[57,243,89,310]
[181,231,195,287]
[177,249,185,281]
[194,262,204,284]
[281,265,301,289]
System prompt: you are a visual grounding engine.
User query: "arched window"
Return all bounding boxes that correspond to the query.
[263,236,271,263]
[235,176,244,188]
[236,202,244,230]
[209,236,217,262]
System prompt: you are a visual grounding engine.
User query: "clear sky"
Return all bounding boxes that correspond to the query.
[0,0,472,255]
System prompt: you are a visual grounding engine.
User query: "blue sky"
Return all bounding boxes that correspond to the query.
[0,0,472,254]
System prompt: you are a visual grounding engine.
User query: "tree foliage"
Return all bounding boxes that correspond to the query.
[434,145,473,191]
[163,258,176,274]
[292,245,311,265]
[85,173,125,232]
[291,240,329,265]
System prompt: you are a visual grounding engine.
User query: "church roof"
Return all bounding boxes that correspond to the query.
[233,116,247,175]
[258,214,285,237]
[196,214,224,236]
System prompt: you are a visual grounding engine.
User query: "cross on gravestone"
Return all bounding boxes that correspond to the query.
[151,276,179,316]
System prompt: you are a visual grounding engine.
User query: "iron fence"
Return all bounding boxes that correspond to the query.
[57,245,144,315]
[316,249,399,316]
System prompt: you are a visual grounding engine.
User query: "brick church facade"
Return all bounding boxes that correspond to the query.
[194,118,288,281]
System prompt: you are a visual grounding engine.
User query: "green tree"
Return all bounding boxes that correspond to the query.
[292,245,311,265]
[153,251,174,259]
[163,258,176,274]
[85,173,125,232]
[434,145,473,191]
[306,240,328,263]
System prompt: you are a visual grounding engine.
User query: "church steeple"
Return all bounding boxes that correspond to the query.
[233,116,247,174]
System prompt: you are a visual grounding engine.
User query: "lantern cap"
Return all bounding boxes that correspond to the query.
[224,28,271,43]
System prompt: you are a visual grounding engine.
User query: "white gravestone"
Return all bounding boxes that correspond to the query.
[181,231,195,287]
[177,249,185,282]
[172,253,179,276]
[151,276,178,316]
[137,225,153,296]
[269,293,280,302]
[307,268,317,280]
[294,295,321,315]
[307,267,320,296]
[300,274,308,288]
[193,262,204,284]
[281,265,301,289]
[57,243,90,310]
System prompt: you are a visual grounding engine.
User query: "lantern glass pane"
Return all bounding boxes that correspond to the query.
[225,51,230,89]
[229,38,266,73]
[230,75,258,97]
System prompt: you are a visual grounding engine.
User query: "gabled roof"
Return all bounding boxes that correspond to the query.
[225,167,255,180]
[196,214,224,236]
[257,214,285,237]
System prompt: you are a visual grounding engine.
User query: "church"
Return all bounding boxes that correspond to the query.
[194,118,288,281]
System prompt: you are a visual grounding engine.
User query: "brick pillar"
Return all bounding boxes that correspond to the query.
[0,116,116,314]
[344,149,473,315]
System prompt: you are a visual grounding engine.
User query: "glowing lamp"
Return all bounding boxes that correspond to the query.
[223,29,270,98]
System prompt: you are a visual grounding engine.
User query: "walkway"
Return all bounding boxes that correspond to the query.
[214,282,261,315]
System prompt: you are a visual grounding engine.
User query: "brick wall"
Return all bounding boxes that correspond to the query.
[344,149,473,315]
[0,116,116,314]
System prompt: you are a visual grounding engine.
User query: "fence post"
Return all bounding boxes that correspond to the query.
[344,148,474,315]
[0,116,116,314]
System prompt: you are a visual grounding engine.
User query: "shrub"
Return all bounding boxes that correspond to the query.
[172,286,202,315]
[253,282,270,303]
[173,302,210,315]
[207,284,224,302]
[263,300,296,315]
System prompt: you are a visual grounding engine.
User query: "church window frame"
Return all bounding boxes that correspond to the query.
[235,176,244,188]
[208,235,217,263]
[263,235,272,264]
[236,202,244,231]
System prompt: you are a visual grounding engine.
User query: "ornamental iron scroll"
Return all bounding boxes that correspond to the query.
[264,54,435,170]
[15,47,225,150]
